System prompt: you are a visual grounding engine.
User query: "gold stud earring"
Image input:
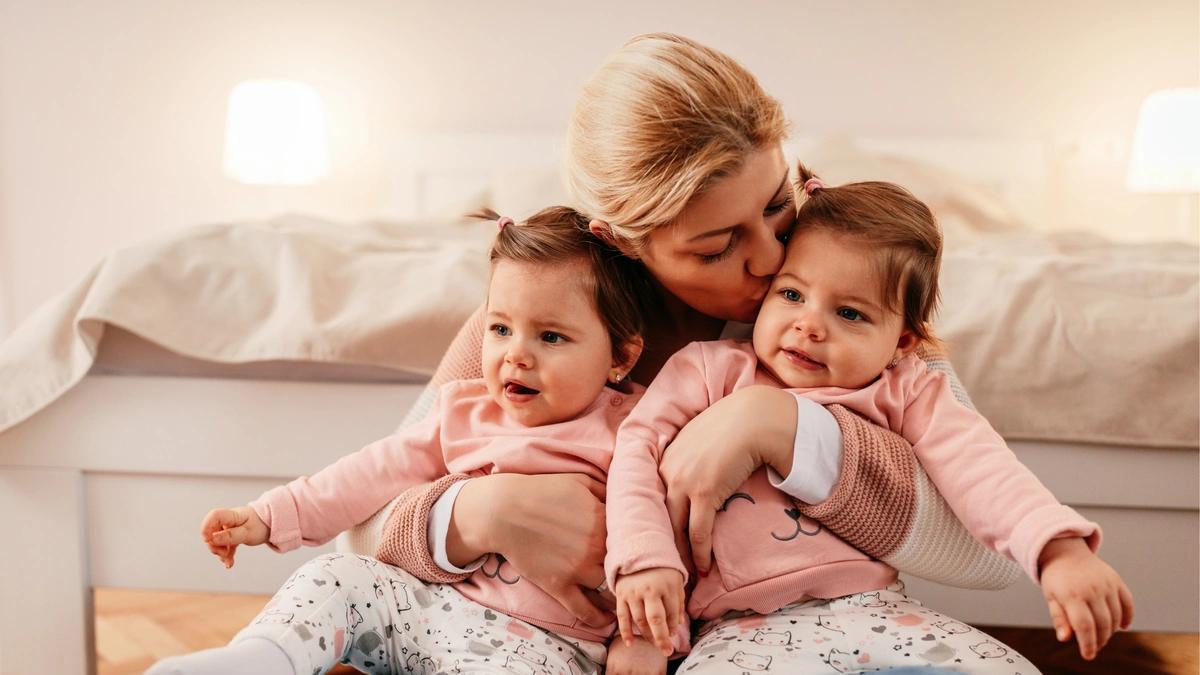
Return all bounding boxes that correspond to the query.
[887,357,899,370]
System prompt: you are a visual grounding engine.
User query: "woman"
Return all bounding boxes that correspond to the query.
[364,33,1034,672]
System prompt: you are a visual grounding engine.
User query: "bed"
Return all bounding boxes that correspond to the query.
[1,135,1196,674]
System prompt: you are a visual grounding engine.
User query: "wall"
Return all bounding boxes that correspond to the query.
[0,0,1197,338]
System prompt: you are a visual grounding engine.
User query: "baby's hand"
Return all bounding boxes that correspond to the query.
[200,506,269,568]
[606,635,668,675]
[614,567,685,656]
[1039,537,1134,660]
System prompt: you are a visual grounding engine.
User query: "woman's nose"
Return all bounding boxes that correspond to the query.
[745,220,785,278]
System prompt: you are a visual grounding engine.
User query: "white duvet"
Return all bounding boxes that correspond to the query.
[0,215,1196,449]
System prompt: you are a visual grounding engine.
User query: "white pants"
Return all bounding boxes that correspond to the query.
[677,583,1038,674]
[235,553,606,674]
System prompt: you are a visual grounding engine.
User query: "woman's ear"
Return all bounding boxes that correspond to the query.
[609,335,645,383]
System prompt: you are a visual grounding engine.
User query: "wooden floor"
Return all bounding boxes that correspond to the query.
[96,587,1198,675]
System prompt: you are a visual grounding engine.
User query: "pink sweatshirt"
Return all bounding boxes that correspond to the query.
[251,378,641,642]
[606,340,1100,621]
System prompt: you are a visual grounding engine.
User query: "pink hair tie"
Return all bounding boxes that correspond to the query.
[496,216,514,231]
[803,178,825,195]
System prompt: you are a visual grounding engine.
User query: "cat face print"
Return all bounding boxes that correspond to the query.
[752,630,792,646]
[730,651,772,670]
[970,640,1008,658]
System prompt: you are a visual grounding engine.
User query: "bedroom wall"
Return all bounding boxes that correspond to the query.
[0,0,1196,340]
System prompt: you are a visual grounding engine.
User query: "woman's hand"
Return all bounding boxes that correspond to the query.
[658,385,798,575]
[200,506,269,568]
[449,473,614,628]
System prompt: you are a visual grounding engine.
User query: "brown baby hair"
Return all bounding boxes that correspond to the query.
[478,206,653,364]
[793,162,942,345]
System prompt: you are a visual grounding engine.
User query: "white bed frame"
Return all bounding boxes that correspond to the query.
[1,134,1196,674]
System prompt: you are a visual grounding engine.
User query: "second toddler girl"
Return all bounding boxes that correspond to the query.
[605,166,1134,674]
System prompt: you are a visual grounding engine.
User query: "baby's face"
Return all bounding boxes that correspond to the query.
[753,228,913,389]
[483,259,614,427]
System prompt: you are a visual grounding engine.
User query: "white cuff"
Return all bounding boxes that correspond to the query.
[767,395,843,504]
[429,479,486,574]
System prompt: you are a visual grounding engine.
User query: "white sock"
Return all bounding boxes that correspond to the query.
[145,637,296,675]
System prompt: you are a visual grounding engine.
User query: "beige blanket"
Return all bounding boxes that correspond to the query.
[937,231,1198,448]
[0,216,493,433]
[1,217,1196,448]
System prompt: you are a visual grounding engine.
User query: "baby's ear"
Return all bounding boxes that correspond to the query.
[893,329,920,362]
[615,335,645,374]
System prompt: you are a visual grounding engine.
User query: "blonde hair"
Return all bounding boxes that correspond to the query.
[566,33,788,252]
[793,162,943,346]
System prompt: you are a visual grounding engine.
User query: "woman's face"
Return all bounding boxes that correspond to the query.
[640,146,795,323]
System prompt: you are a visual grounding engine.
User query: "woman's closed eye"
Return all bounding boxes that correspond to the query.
[698,232,740,264]
[764,193,792,217]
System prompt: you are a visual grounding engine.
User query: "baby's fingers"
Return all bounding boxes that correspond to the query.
[1047,599,1071,643]
[200,508,242,539]
[1064,599,1098,660]
[1118,583,1135,630]
[616,599,635,646]
[1090,595,1114,652]
[643,596,672,655]
[210,526,250,547]
[628,601,652,647]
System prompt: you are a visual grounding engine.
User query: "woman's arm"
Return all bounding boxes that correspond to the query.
[363,304,613,626]
[659,348,1021,589]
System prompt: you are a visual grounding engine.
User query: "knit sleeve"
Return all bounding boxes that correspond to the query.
[798,345,1023,590]
[337,306,486,560]
[374,473,475,583]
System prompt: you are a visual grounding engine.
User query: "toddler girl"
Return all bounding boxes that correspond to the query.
[605,166,1134,673]
[149,206,664,675]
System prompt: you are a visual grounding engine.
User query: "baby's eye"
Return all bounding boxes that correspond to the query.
[779,288,802,303]
[490,323,511,337]
[541,331,566,344]
[838,307,865,322]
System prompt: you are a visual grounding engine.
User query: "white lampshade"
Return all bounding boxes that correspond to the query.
[223,80,330,185]
[1126,88,1200,193]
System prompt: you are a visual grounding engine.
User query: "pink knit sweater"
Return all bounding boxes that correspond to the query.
[606,340,1099,620]
[376,306,1023,590]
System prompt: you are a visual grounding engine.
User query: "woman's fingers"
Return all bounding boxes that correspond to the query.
[688,503,716,575]
[553,585,612,628]
[565,473,607,502]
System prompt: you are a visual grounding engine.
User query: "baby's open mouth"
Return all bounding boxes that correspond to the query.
[504,381,540,396]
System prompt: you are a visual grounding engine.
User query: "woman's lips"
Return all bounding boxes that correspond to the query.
[782,348,826,371]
